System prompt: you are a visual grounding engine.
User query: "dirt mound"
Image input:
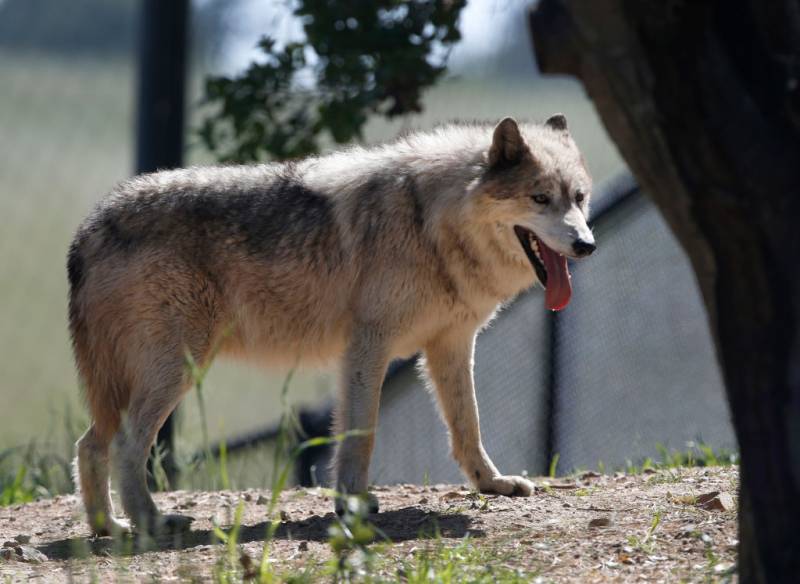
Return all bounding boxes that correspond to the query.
[0,467,738,582]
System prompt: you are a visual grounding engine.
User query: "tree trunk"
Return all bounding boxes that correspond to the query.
[529,1,800,581]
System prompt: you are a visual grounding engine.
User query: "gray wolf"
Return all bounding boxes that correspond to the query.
[68,115,595,535]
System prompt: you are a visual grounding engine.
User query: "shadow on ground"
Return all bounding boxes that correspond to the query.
[37,507,483,560]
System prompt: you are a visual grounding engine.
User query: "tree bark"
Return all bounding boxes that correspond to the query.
[529,1,800,581]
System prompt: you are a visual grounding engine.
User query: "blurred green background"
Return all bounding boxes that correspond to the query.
[0,0,623,482]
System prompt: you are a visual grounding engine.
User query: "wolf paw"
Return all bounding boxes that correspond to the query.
[479,475,534,497]
[156,514,195,535]
[91,517,132,538]
[135,513,195,537]
[335,492,380,516]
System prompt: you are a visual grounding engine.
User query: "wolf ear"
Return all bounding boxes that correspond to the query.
[545,113,568,132]
[489,117,525,168]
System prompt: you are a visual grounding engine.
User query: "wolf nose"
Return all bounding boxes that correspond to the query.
[572,239,596,257]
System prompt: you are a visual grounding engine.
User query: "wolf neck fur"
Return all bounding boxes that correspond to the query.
[297,127,536,306]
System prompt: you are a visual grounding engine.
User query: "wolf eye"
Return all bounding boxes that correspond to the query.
[532,194,550,205]
[575,191,585,204]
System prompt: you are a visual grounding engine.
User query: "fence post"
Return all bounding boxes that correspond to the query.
[543,310,560,476]
[136,0,189,487]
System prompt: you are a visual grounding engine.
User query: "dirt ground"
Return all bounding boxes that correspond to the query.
[0,467,738,583]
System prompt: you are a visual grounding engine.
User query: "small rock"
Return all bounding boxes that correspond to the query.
[243,493,252,502]
[298,541,308,552]
[17,546,47,564]
[13,535,30,544]
[714,562,735,574]
[588,517,612,528]
[280,510,290,522]
[256,495,269,505]
[0,545,47,564]
[441,491,465,502]
[418,497,429,505]
[695,491,720,505]
[696,491,734,512]
[677,524,699,538]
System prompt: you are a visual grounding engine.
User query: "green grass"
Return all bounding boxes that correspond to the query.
[206,487,537,584]
[622,441,738,476]
[0,447,72,506]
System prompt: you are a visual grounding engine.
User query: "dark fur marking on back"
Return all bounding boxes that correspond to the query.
[101,215,138,253]
[67,239,85,290]
[406,176,426,233]
[67,167,345,307]
[350,175,389,250]
[219,175,336,259]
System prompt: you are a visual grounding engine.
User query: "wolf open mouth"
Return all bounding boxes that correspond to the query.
[513,226,572,311]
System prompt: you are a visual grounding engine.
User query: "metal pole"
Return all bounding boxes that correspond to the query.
[136,0,189,487]
[543,311,560,476]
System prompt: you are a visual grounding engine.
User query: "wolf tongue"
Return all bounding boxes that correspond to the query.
[539,241,572,311]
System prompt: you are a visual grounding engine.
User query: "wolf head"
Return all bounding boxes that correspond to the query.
[477,115,595,311]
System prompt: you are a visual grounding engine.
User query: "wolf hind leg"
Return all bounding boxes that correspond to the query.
[75,424,130,536]
[113,353,195,536]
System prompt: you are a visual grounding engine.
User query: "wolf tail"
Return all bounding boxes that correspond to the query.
[67,235,126,442]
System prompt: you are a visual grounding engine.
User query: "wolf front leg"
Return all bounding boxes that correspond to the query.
[424,330,534,496]
[332,326,390,514]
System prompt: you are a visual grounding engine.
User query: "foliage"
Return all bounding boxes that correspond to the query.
[327,495,382,580]
[199,0,466,162]
[0,464,36,506]
[392,540,533,584]
[0,447,73,506]
[623,442,738,476]
[0,409,83,506]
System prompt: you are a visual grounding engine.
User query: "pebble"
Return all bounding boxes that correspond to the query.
[588,517,612,528]
[0,544,47,563]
